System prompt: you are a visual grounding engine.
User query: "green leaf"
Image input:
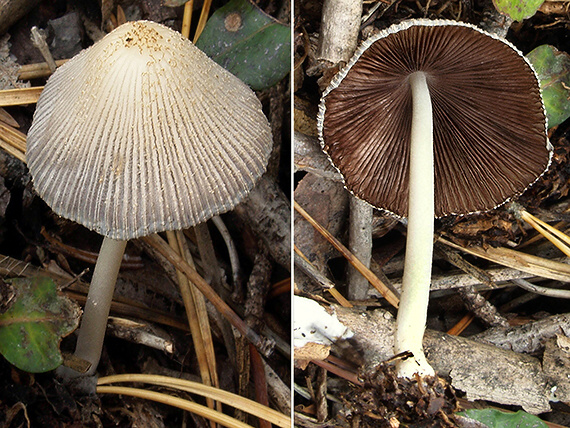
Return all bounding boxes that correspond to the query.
[492,0,544,21]
[196,0,290,90]
[459,409,548,428]
[527,44,570,129]
[0,277,80,373]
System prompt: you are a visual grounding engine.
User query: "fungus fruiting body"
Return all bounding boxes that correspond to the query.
[27,20,273,377]
[318,19,551,377]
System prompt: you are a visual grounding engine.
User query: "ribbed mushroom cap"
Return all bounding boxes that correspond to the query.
[318,19,551,218]
[27,20,272,240]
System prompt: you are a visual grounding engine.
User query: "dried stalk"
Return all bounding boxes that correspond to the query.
[0,87,43,106]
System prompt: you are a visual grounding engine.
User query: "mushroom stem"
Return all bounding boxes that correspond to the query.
[70,237,127,377]
[394,71,436,378]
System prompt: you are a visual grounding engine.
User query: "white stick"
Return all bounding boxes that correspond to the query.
[347,198,373,301]
[394,71,436,377]
[317,0,363,64]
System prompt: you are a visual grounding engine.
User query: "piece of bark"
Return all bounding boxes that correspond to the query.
[263,358,291,415]
[315,366,328,422]
[542,335,570,403]
[234,175,290,271]
[334,305,552,414]
[245,250,272,331]
[294,173,348,272]
[471,313,570,354]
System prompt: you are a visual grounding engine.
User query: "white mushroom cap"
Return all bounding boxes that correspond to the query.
[27,20,272,240]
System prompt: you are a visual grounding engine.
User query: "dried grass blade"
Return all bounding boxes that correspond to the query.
[166,230,220,422]
[0,87,43,107]
[181,0,193,38]
[521,209,570,249]
[193,0,212,43]
[96,385,254,428]
[439,237,570,282]
[0,107,19,127]
[97,374,291,427]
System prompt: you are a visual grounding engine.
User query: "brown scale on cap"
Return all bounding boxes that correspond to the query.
[319,20,551,218]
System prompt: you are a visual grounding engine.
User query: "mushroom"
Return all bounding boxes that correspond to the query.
[317,19,551,378]
[26,21,272,376]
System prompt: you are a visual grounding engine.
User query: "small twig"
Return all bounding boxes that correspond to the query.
[293,245,335,289]
[347,198,373,301]
[245,249,272,330]
[212,215,241,288]
[181,1,194,38]
[455,285,509,328]
[317,0,362,64]
[30,27,57,73]
[41,228,144,269]
[18,60,68,80]
[437,245,509,328]
[106,316,175,354]
[262,359,291,415]
[315,365,328,423]
[512,278,570,299]
[311,358,362,386]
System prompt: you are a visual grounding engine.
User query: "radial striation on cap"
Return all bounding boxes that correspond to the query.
[318,19,551,218]
[27,20,273,240]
